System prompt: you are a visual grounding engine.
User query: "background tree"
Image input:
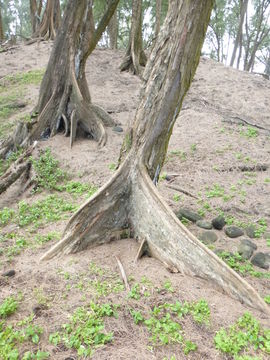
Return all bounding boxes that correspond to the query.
[107,0,118,49]
[31,0,61,40]
[42,0,269,315]
[243,0,270,71]
[230,0,249,67]
[0,3,4,42]
[29,0,43,35]
[120,0,147,75]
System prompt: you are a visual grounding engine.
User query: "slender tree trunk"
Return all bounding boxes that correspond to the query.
[230,0,248,67]
[154,0,161,38]
[265,50,270,75]
[42,0,269,315]
[107,0,118,49]
[120,0,147,75]
[0,5,4,42]
[30,0,43,35]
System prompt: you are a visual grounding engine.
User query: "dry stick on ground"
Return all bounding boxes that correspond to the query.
[166,184,199,199]
[41,0,269,314]
[219,164,269,172]
[115,256,130,291]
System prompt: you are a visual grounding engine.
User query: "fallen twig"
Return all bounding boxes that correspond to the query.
[115,256,130,291]
[166,184,199,199]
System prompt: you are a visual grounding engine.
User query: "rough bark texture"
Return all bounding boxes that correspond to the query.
[31,0,60,40]
[42,0,269,315]
[154,0,161,38]
[120,0,147,75]
[230,0,248,67]
[0,5,4,42]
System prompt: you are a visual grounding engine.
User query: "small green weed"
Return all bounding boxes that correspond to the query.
[0,207,15,226]
[214,312,270,358]
[17,195,77,228]
[49,302,117,357]
[0,314,45,359]
[240,125,258,138]
[173,194,181,202]
[264,295,270,304]
[108,163,116,171]
[0,296,18,318]
[31,149,65,191]
[217,252,267,278]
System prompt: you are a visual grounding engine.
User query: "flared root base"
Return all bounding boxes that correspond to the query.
[41,157,270,315]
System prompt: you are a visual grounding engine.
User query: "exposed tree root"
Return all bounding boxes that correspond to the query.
[0,142,36,194]
[41,157,270,314]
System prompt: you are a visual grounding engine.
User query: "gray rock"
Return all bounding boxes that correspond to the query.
[177,208,202,223]
[196,220,213,230]
[112,126,123,133]
[240,239,257,250]
[2,269,15,277]
[225,226,244,238]
[264,232,270,240]
[251,252,269,270]
[245,225,257,239]
[212,215,226,230]
[237,242,255,260]
[199,231,218,245]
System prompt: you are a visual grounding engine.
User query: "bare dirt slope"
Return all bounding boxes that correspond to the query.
[0,42,270,360]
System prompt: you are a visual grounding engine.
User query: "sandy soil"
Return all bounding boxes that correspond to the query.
[0,42,270,359]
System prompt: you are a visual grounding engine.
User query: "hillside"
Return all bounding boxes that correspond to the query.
[0,42,270,360]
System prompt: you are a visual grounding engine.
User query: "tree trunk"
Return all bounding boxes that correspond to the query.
[230,0,248,67]
[120,0,147,75]
[265,50,270,75]
[107,1,118,49]
[31,0,60,40]
[154,0,161,38]
[30,0,43,35]
[42,0,269,315]
[5,0,119,155]
[0,5,4,42]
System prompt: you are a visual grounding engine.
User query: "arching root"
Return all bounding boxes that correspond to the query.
[41,163,131,260]
[41,156,270,315]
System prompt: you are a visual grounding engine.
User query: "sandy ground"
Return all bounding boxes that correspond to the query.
[0,42,270,359]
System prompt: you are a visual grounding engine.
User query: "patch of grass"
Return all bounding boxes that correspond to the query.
[0,314,46,359]
[130,299,209,355]
[31,148,98,198]
[34,231,60,245]
[264,295,270,304]
[0,207,15,226]
[0,70,45,91]
[17,195,77,228]
[49,302,117,357]
[217,252,269,278]
[31,148,66,191]
[214,312,270,358]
